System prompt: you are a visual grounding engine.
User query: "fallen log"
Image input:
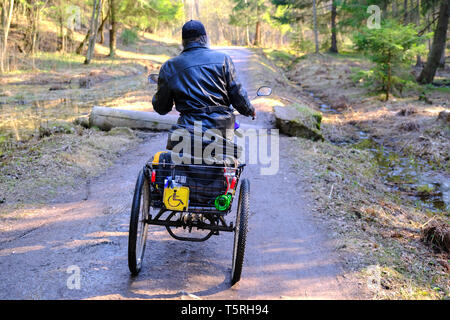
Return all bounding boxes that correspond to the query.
[88,106,178,131]
[83,106,263,132]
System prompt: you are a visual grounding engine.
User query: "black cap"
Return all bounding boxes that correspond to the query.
[182,20,207,39]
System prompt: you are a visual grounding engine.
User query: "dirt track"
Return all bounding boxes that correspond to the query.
[0,48,362,299]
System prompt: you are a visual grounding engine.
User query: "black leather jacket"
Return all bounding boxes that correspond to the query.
[152,42,254,132]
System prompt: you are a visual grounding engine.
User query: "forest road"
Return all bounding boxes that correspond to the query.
[0,47,362,300]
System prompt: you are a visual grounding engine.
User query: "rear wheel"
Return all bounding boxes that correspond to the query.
[128,169,150,276]
[231,178,249,285]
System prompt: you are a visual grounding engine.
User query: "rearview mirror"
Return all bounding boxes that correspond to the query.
[257,86,272,97]
[148,73,159,84]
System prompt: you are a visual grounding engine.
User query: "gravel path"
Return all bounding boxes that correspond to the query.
[0,47,360,300]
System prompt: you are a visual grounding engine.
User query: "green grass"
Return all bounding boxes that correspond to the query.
[424,84,450,94]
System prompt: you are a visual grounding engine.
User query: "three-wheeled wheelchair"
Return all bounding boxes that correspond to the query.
[128,152,249,285]
[127,82,272,285]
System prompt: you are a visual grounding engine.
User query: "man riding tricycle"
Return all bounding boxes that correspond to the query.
[128,20,271,285]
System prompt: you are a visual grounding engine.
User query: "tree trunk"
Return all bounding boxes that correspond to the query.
[380,0,387,19]
[313,0,319,53]
[85,0,98,64]
[26,1,41,70]
[98,1,104,44]
[97,7,109,44]
[109,0,116,57]
[417,0,449,84]
[244,0,250,46]
[89,106,178,131]
[403,0,408,24]
[66,28,74,52]
[329,1,338,53]
[386,60,391,101]
[415,55,423,68]
[0,0,14,73]
[76,29,90,55]
[245,25,250,46]
[77,6,108,54]
[58,4,65,52]
[88,106,257,131]
[253,20,261,46]
[85,0,102,64]
[415,0,422,67]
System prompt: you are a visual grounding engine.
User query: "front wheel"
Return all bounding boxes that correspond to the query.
[231,178,249,285]
[128,169,150,276]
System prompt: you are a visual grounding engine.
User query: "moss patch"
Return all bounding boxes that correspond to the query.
[274,104,324,141]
